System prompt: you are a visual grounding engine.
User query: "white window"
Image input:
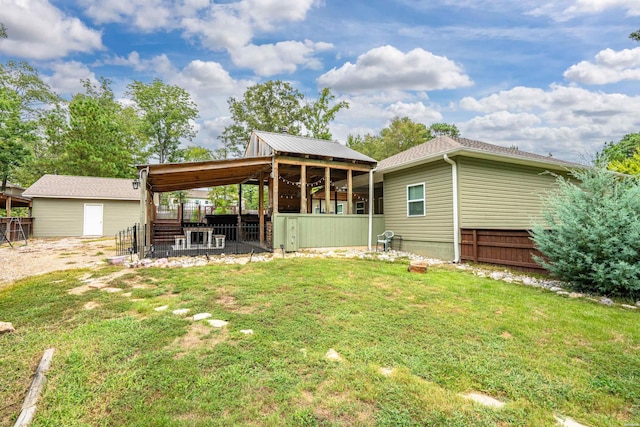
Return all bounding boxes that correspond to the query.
[336,204,343,214]
[407,183,425,216]
[356,201,365,214]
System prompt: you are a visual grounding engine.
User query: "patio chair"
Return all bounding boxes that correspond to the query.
[376,230,394,252]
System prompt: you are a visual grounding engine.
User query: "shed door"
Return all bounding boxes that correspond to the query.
[83,204,104,236]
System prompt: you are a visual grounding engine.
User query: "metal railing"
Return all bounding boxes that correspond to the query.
[116,222,269,258]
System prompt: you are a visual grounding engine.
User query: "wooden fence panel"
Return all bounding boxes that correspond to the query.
[460,229,546,273]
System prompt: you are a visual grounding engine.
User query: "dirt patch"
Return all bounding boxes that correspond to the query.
[216,294,255,314]
[0,237,116,289]
[171,323,228,358]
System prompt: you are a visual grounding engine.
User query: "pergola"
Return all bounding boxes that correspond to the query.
[136,131,377,253]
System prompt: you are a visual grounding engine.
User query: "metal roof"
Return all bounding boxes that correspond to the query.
[377,136,585,172]
[138,157,273,193]
[23,175,140,200]
[253,131,376,164]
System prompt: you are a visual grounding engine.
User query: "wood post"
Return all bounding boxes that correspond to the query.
[324,167,330,214]
[300,165,307,214]
[347,170,353,214]
[273,161,279,214]
[6,196,11,218]
[259,172,264,245]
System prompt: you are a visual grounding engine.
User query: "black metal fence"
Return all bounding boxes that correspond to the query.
[115,223,269,258]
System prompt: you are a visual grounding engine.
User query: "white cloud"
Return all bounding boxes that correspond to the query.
[528,0,640,20]
[0,0,103,60]
[564,47,640,84]
[458,84,640,161]
[77,0,173,31]
[230,40,333,76]
[317,45,473,92]
[42,61,98,95]
[100,51,176,75]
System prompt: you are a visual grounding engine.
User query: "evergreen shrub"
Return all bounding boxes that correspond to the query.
[531,167,640,299]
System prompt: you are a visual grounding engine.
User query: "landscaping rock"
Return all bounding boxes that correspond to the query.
[83,301,100,310]
[154,305,169,311]
[556,291,570,297]
[193,313,212,321]
[107,255,127,265]
[636,301,640,307]
[0,322,15,334]
[208,319,228,328]
[325,348,342,362]
[621,304,638,310]
[408,260,428,273]
[240,329,253,335]
[172,308,190,315]
[599,297,614,306]
[549,286,564,292]
[461,392,505,408]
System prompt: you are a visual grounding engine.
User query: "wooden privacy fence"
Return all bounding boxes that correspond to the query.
[460,229,546,273]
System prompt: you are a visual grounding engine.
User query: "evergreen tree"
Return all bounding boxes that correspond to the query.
[531,167,640,298]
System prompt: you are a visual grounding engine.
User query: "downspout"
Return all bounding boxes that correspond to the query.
[443,155,460,263]
[368,167,376,251]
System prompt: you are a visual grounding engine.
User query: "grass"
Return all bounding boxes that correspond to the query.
[0,258,638,426]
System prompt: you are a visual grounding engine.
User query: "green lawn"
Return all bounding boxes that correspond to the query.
[1,258,638,426]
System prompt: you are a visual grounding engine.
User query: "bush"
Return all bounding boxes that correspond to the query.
[531,167,640,299]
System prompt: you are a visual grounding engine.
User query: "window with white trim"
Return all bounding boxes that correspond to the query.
[355,201,365,214]
[407,183,425,216]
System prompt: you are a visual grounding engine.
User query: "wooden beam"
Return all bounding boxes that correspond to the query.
[299,165,307,214]
[324,167,330,215]
[277,156,373,172]
[6,195,11,218]
[347,170,353,214]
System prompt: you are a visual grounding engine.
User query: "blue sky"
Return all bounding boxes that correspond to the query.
[1,0,640,163]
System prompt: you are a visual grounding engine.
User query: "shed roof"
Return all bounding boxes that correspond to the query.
[23,175,140,201]
[250,131,377,164]
[377,136,585,173]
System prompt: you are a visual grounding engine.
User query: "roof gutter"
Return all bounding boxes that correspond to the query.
[443,154,460,263]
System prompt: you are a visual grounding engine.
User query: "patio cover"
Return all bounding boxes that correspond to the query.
[137,156,273,193]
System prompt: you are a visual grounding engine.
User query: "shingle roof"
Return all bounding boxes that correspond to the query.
[23,175,140,200]
[254,131,376,164]
[377,136,584,171]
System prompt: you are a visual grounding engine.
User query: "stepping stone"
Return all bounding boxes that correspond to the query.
[121,292,132,297]
[461,392,505,408]
[83,301,100,310]
[621,304,638,310]
[0,322,15,334]
[173,308,190,315]
[554,415,589,427]
[193,313,212,321]
[154,305,169,312]
[239,329,253,335]
[325,348,342,362]
[102,287,123,293]
[379,367,394,376]
[208,319,228,328]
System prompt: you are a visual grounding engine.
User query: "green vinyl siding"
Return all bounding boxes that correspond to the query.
[382,160,454,260]
[31,198,139,237]
[457,157,562,229]
[272,214,384,250]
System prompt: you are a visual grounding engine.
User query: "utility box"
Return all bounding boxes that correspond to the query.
[285,217,298,252]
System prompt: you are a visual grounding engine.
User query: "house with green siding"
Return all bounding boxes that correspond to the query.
[375,136,583,268]
[23,175,140,238]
